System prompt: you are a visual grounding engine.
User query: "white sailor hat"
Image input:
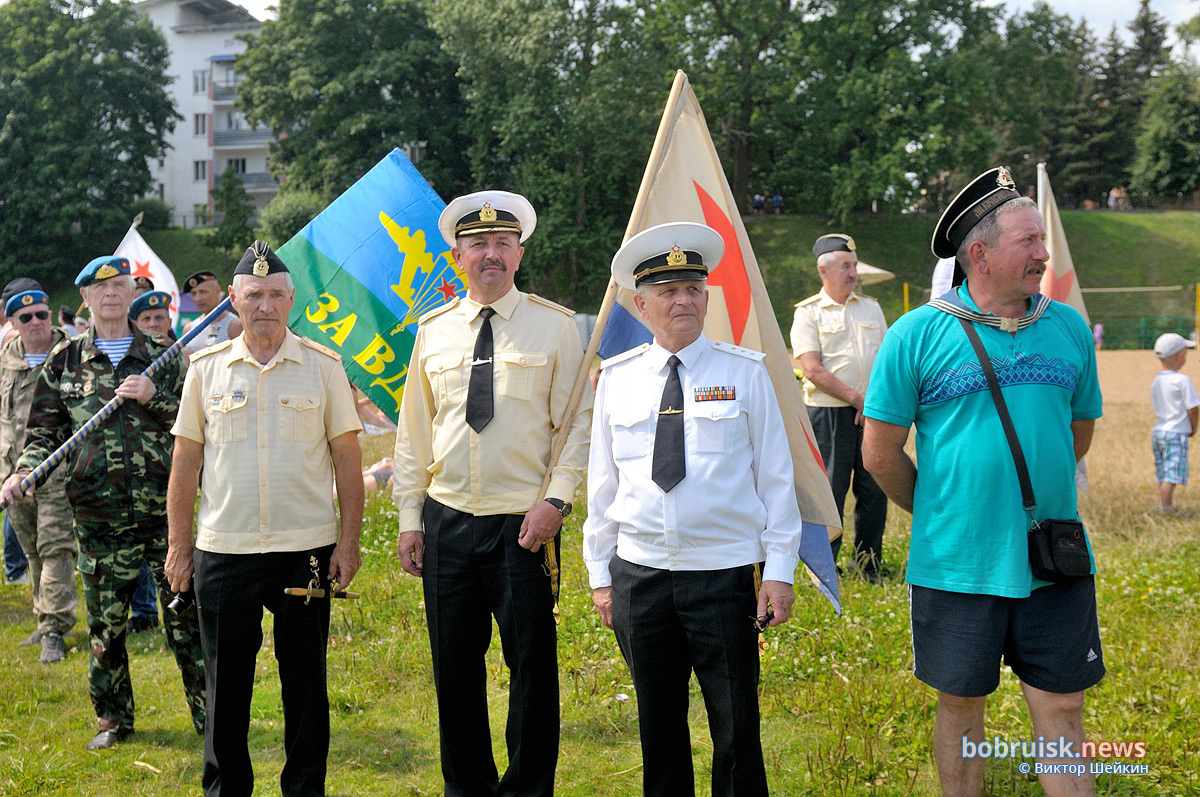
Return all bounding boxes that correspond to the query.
[611,222,725,291]
[439,190,537,248]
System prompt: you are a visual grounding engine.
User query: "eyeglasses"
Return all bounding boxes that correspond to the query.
[16,310,49,324]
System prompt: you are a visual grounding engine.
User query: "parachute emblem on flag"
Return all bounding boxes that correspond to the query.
[382,210,467,332]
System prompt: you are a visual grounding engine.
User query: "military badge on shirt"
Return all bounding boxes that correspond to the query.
[694,386,736,401]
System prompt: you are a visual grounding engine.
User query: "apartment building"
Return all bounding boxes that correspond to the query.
[135,0,278,227]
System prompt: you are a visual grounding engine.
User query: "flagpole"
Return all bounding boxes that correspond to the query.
[1,296,234,510]
[533,71,691,605]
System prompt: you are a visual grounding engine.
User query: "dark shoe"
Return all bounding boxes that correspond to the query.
[19,629,43,647]
[86,727,131,751]
[128,614,160,634]
[40,632,65,664]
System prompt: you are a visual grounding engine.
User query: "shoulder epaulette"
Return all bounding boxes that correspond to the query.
[795,294,821,308]
[418,297,459,325]
[47,337,73,359]
[190,339,233,361]
[300,337,341,360]
[600,343,649,370]
[528,294,575,316]
[854,290,879,302]
[712,340,766,362]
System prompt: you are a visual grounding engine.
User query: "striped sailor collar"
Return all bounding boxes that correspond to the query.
[928,281,1050,332]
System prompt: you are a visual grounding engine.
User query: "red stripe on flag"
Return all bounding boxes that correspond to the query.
[694,182,750,344]
[1041,267,1074,303]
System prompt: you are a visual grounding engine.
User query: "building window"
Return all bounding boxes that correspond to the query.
[157,158,165,169]
[157,183,165,200]
[225,67,237,84]
[193,161,207,181]
[194,114,207,135]
[227,158,247,174]
[193,69,209,93]
[227,111,245,130]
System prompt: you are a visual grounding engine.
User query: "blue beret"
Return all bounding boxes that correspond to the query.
[76,256,132,288]
[129,291,172,320]
[5,290,49,318]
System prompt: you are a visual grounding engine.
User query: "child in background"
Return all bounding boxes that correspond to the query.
[1151,333,1200,514]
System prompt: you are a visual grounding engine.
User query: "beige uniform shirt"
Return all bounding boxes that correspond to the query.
[392,286,592,531]
[790,289,887,407]
[172,330,362,554]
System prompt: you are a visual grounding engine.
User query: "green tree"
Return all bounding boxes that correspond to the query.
[208,165,256,252]
[236,0,470,198]
[429,0,667,308]
[1130,62,1200,204]
[257,188,327,248]
[0,0,177,286]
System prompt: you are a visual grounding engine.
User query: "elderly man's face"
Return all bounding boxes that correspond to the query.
[231,274,294,342]
[986,207,1049,298]
[135,308,172,337]
[634,279,708,347]
[453,231,523,302]
[81,278,132,325]
[190,279,222,314]
[818,251,858,299]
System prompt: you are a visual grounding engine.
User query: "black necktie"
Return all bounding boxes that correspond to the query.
[466,307,495,433]
[652,355,686,493]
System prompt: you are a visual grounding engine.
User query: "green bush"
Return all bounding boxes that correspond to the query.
[257,189,328,248]
[129,198,172,230]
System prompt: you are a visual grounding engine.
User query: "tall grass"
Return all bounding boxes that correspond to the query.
[0,408,1196,795]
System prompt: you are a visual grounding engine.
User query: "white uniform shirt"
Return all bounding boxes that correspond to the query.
[1151,370,1200,434]
[583,335,802,589]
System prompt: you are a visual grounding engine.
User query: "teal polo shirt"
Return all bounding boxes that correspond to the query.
[864,284,1102,597]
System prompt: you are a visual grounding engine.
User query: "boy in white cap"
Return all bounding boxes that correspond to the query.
[1151,332,1200,513]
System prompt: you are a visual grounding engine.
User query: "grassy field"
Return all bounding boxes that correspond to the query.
[0,356,1197,795]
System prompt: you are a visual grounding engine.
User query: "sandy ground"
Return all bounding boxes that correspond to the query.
[1097,349,1179,407]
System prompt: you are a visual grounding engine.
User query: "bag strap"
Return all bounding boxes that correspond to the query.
[955,317,1037,515]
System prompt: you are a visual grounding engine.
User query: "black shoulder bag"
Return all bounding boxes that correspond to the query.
[956,318,1091,583]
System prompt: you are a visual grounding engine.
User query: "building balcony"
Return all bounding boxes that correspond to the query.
[211,82,237,102]
[212,128,274,147]
[215,171,278,192]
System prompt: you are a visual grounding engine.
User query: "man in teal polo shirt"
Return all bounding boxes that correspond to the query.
[863,167,1103,797]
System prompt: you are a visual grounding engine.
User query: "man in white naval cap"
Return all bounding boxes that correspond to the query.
[584,221,804,797]
[392,190,592,797]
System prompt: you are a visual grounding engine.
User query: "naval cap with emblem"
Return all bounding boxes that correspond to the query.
[234,240,289,278]
[611,222,725,291]
[129,290,173,321]
[439,190,537,248]
[133,275,155,291]
[75,255,131,287]
[2,278,48,318]
[931,166,1022,260]
[813,233,856,259]
[182,270,217,293]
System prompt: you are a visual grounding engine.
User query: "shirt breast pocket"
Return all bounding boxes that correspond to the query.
[279,394,322,442]
[207,392,249,444]
[818,321,847,347]
[498,351,547,401]
[693,401,742,454]
[610,405,654,461]
[425,353,465,405]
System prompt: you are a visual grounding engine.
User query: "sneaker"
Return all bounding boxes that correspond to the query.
[86,726,132,751]
[7,571,30,585]
[1156,505,1193,517]
[40,632,65,664]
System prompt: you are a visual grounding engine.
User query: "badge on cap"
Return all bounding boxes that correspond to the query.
[479,203,498,223]
[20,295,32,307]
[997,167,1015,190]
[666,246,687,266]
[252,242,270,277]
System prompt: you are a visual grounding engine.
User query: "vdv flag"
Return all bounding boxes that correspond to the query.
[595,71,841,611]
[280,150,466,418]
[115,220,181,326]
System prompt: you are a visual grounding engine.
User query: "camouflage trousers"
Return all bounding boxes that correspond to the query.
[75,519,206,734]
[8,480,77,635]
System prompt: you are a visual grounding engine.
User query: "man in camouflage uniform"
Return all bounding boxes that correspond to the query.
[0,256,205,751]
[0,279,77,664]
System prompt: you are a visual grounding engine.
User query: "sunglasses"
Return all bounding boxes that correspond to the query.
[16,310,49,324]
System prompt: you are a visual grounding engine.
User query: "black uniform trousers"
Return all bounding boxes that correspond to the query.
[421,497,559,797]
[194,545,334,797]
[807,405,888,573]
[610,556,767,797]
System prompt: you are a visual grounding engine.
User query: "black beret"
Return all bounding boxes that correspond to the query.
[2,278,44,304]
[182,271,217,293]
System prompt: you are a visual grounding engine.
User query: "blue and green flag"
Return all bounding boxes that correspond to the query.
[280,149,465,417]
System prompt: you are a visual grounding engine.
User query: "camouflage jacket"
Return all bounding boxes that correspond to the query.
[16,326,182,525]
[0,328,68,482]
